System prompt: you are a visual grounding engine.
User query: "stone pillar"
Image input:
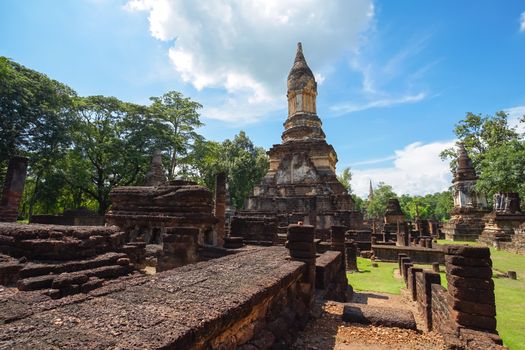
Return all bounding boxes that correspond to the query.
[286,224,316,309]
[345,240,358,271]
[214,172,227,247]
[0,156,28,222]
[444,245,497,333]
[157,227,199,272]
[397,253,408,272]
[330,225,346,269]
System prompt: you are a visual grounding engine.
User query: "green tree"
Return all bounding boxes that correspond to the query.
[440,111,519,172]
[441,111,525,200]
[149,91,203,179]
[352,194,365,212]
[365,182,397,219]
[477,140,525,199]
[398,191,453,222]
[337,167,352,193]
[65,96,167,214]
[0,56,77,217]
[192,132,269,209]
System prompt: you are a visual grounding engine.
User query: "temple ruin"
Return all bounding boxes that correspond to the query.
[0,45,511,350]
[443,143,489,241]
[232,43,358,243]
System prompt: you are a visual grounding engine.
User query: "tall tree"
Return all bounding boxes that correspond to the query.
[365,182,397,219]
[477,139,525,199]
[192,132,269,209]
[65,96,166,214]
[149,91,203,179]
[440,111,519,172]
[0,56,77,216]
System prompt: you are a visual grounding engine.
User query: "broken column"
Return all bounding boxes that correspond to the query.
[345,240,358,271]
[444,245,497,333]
[157,227,199,272]
[214,172,227,247]
[330,225,346,266]
[286,224,316,310]
[0,156,29,222]
[144,149,167,186]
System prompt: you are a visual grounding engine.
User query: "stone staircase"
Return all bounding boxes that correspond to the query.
[14,252,133,298]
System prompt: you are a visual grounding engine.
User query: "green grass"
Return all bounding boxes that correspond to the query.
[347,257,405,295]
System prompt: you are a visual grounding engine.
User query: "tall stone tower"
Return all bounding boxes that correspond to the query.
[232,43,357,243]
[443,143,489,241]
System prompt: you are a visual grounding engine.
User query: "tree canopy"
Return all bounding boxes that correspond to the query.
[441,111,525,200]
[0,57,267,217]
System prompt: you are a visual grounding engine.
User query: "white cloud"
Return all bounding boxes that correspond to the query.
[349,140,455,197]
[331,92,426,114]
[505,105,525,134]
[125,0,374,123]
[520,11,525,32]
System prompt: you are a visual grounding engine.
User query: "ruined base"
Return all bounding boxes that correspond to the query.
[0,247,313,349]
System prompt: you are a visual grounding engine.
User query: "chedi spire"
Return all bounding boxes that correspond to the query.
[454,143,477,182]
[283,42,324,142]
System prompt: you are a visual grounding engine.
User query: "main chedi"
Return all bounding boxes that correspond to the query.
[231,43,357,243]
[443,143,489,241]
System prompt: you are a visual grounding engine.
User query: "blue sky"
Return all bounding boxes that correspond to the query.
[1,0,524,196]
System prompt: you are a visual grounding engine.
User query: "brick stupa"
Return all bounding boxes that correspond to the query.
[443,143,489,241]
[232,43,357,242]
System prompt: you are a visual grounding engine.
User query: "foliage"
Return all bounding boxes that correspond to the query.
[352,194,365,212]
[192,132,269,209]
[476,139,525,199]
[398,191,453,221]
[0,57,80,217]
[440,111,525,199]
[364,182,397,219]
[149,91,203,179]
[440,111,519,172]
[337,167,352,193]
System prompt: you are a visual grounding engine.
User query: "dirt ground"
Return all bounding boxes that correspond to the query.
[292,291,445,350]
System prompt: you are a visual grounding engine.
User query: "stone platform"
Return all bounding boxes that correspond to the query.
[0,247,307,349]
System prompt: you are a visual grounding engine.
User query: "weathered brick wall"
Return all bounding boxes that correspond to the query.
[315,250,348,301]
[230,215,278,245]
[373,245,444,264]
[430,284,453,334]
[402,246,507,349]
[415,270,440,331]
[157,227,199,272]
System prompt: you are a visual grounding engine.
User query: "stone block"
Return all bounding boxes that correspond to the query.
[446,275,494,291]
[17,275,54,291]
[51,272,89,289]
[447,284,495,304]
[450,309,497,331]
[444,255,492,267]
[342,303,416,329]
[446,265,493,279]
[443,245,490,258]
[447,296,496,317]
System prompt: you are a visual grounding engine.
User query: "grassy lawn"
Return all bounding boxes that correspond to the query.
[347,257,405,295]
